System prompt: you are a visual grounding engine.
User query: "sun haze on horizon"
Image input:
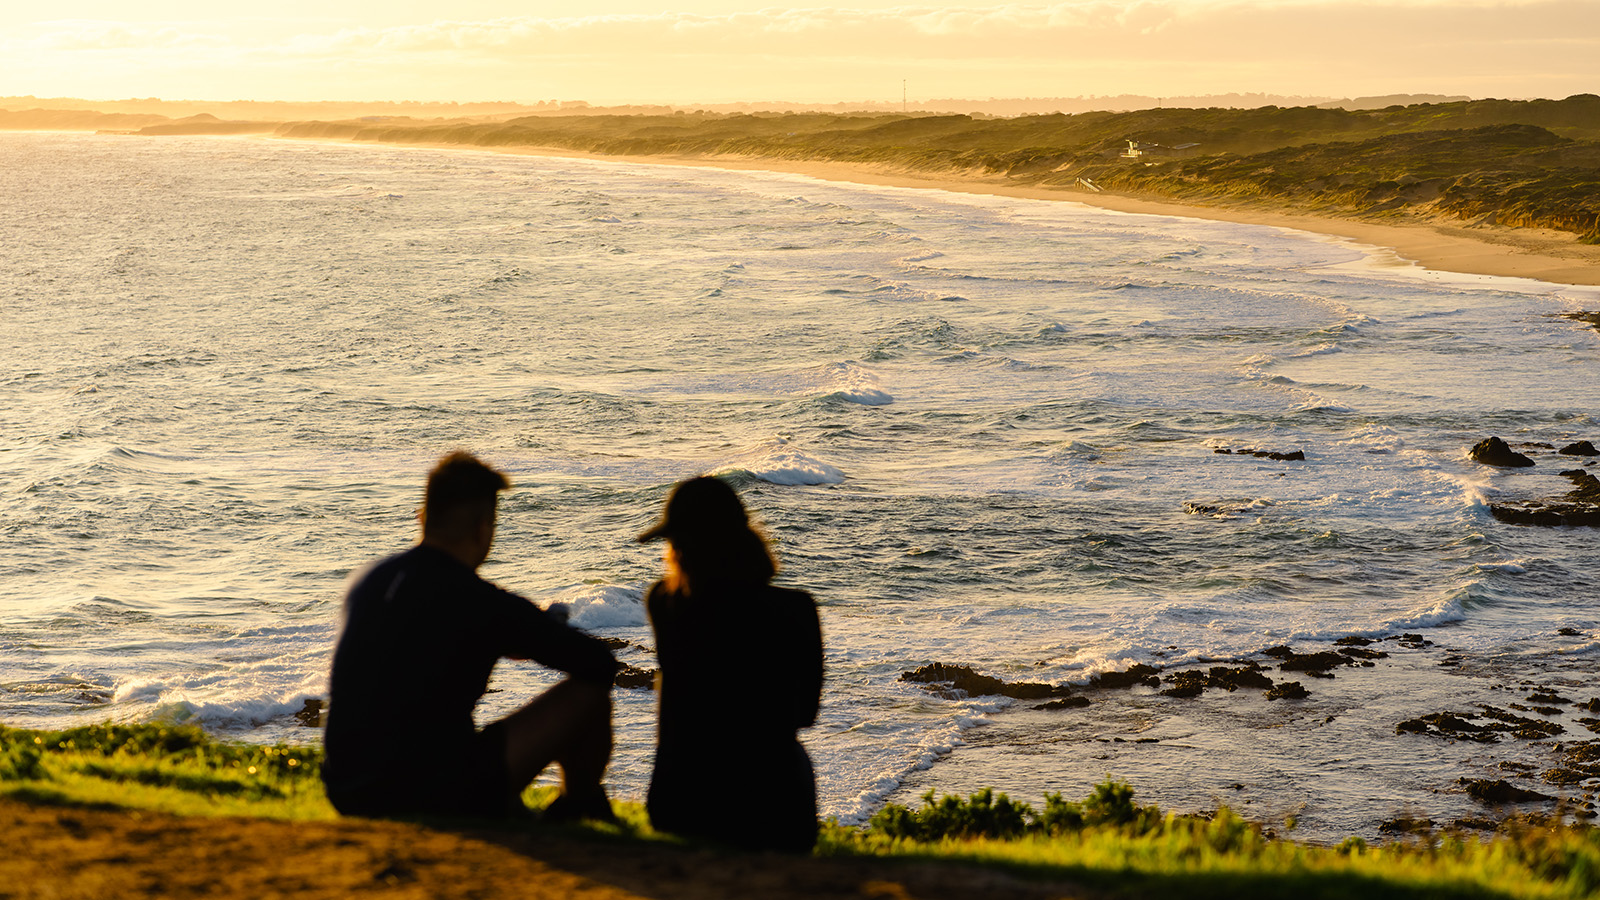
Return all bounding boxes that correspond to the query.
[2,0,1597,107]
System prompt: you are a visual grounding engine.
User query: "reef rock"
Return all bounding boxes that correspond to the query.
[1490,468,1600,527]
[614,664,657,690]
[1470,436,1535,468]
[1559,440,1599,456]
[1089,664,1162,690]
[1265,681,1309,700]
[899,662,1075,700]
[1459,778,1555,804]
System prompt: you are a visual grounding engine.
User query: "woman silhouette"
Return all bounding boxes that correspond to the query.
[637,476,824,852]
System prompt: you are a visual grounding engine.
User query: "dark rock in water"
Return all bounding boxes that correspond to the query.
[1335,636,1376,646]
[1266,681,1309,700]
[1337,646,1388,661]
[1207,664,1274,691]
[1560,440,1600,456]
[1215,447,1305,461]
[293,698,326,727]
[1558,627,1584,637]
[1379,816,1434,835]
[1033,696,1091,710]
[899,662,1074,700]
[1460,778,1554,804]
[1470,436,1535,468]
[1276,650,1350,673]
[614,664,657,690]
[1527,690,1573,705]
[1580,697,1600,713]
[1161,670,1208,698]
[1491,504,1600,527]
[1090,664,1162,689]
[1478,705,1565,738]
[1561,311,1600,333]
[1545,740,1600,785]
[1396,712,1500,742]
[1491,468,1600,526]
[1398,707,1563,742]
[1561,468,1600,503]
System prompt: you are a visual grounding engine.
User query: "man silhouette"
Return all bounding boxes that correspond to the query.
[322,451,618,820]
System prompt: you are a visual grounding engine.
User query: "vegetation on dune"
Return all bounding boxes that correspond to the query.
[6,723,1600,898]
[267,94,1600,242]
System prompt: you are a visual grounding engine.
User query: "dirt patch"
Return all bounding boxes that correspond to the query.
[0,799,1095,900]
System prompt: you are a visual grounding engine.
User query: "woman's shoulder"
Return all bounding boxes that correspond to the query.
[763,584,815,605]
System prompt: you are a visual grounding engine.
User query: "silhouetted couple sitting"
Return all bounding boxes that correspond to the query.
[322,452,823,853]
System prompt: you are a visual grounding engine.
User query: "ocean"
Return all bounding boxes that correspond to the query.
[3,131,1597,843]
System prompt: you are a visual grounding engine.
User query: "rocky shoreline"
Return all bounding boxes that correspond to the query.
[897,621,1600,839]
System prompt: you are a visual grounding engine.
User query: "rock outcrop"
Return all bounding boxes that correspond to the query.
[1470,436,1535,468]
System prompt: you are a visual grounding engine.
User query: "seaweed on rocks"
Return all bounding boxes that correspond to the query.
[900,662,1076,700]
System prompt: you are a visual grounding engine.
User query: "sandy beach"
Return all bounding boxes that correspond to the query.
[421,142,1600,289]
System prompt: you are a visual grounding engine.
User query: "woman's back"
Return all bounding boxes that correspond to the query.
[645,579,823,852]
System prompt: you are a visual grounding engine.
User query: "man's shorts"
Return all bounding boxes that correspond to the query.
[326,720,514,819]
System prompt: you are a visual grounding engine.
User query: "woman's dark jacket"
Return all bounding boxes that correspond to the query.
[645,579,823,852]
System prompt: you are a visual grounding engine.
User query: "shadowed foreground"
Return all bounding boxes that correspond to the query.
[0,798,1088,900]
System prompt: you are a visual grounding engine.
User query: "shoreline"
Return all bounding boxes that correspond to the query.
[352,139,1600,289]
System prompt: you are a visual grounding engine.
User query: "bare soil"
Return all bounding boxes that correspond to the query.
[0,799,1091,900]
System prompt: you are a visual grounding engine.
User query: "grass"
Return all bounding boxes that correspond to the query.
[5,723,1600,898]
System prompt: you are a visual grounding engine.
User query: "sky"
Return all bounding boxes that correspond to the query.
[2,0,1597,106]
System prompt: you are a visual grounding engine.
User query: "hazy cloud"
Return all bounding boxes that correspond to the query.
[6,0,1597,102]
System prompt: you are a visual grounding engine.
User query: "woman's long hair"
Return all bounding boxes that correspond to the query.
[645,476,778,594]
[664,524,777,594]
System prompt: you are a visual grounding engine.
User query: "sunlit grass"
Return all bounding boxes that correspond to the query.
[5,723,1600,898]
[0,723,332,820]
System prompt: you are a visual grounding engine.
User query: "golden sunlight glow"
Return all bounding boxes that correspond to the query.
[2,0,1596,105]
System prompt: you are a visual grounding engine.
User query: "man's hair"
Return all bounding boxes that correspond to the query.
[422,451,510,537]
